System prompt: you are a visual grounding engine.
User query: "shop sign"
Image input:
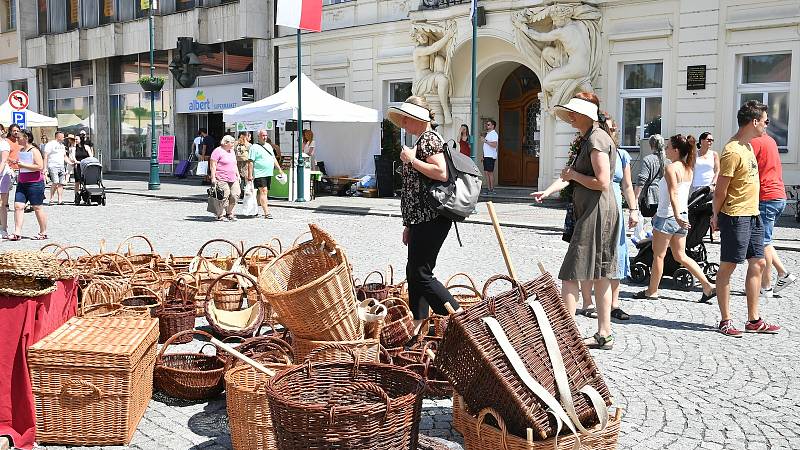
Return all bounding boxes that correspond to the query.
[158,136,175,164]
[235,121,267,132]
[175,84,253,113]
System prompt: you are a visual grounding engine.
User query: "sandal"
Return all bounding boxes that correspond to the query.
[226,215,237,222]
[698,289,717,304]
[583,333,614,350]
[633,290,659,300]
[579,307,598,318]
[31,233,48,241]
[610,308,630,321]
[6,234,21,241]
[265,213,274,220]
[216,216,228,222]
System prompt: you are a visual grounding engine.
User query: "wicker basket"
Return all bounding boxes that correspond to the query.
[445,273,483,311]
[205,272,267,339]
[195,238,244,273]
[453,394,622,450]
[130,266,166,296]
[120,286,162,317]
[226,361,294,450]
[27,317,158,446]
[291,337,381,363]
[405,360,452,399]
[156,284,196,344]
[223,335,294,373]
[356,270,390,301]
[167,254,194,273]
[380,298,415,348]
[243,244,280,280]
[265,345,425,450]
[358,298,388,340]
[258,224,362,341]
[435,274,613,440]
[116,235,160,271]
[154,330,226,400]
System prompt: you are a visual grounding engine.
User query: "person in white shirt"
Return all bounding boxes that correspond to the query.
[193,131,203,160]
[0,135,11,239]
[482,119,499,194]
[44,131,71,205]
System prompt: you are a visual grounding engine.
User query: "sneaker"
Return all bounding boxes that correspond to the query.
[583,333,614,350]
[773,273,797,294]
[744,318,781,334]
[760,287,774,299]
[718,319,743,338]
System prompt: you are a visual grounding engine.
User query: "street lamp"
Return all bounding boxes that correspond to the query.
[148,0,160,190]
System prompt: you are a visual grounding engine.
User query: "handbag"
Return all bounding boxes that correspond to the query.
[195,160,209,176]
[562,203,575,243]
[638,157,664,218]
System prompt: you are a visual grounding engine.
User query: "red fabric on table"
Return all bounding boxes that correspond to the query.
[0,278,78,450]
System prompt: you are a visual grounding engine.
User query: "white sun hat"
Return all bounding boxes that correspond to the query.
[387,101,432,128]
[553,97,599,123]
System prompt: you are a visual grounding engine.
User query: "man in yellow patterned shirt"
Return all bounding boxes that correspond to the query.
[711,100,780,337]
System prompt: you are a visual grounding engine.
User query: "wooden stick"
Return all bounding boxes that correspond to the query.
[486,202,518,280]
[425,348,437,361]
[537,262,546,275]
[526,428,533,443]
[211,337,276,377]
[444,303,456,314]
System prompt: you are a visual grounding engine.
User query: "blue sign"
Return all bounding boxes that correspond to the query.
[12,111,26,129]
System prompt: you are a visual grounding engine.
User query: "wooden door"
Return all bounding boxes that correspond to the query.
[498,66,541,187]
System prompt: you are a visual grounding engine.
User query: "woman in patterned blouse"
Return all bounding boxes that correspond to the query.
[388,96,462,335]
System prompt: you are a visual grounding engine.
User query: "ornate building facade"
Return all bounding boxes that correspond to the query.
[275,0,800,189]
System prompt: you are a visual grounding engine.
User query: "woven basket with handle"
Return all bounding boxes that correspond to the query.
[380,297,415,348]
[445,273,483,310]
[154,330,225,400]
[116,235,160,272]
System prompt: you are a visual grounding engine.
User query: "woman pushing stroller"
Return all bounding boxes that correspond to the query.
[634,134,717,303]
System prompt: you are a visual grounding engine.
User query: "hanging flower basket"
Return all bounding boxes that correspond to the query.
[138,76,165,92]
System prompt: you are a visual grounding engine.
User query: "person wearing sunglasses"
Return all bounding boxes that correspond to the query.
[690,132,720,194]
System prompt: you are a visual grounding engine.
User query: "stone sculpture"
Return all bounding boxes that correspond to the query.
[411,21,457,124]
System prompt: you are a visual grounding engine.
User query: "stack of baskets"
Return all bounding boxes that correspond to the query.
[0,250,74,297]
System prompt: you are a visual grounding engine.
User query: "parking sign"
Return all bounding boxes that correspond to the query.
[12,111,26,129]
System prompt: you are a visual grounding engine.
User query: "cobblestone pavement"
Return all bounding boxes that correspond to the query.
[8,190,800,450]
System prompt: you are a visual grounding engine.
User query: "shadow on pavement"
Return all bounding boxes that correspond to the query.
[312,206,373,216]
[185,215,219,222]
[624,315,717,332]
[187,399,231,449]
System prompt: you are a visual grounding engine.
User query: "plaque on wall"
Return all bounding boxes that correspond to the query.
[687,65,707,90]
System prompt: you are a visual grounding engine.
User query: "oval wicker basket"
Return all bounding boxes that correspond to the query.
[154,330,226,400]
[291,337,381,364]
[205,272,266,339]
[445,272,483,311]
[116,235,160,271]
[156,283,196,344]
[223,335,294,373]
[356,270,390,302]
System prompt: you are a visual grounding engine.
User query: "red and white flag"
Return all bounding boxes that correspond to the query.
[276,0,323,32]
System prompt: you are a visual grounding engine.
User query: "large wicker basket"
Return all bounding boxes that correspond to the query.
[434,273,613,440]
[27,317,158,446]
[453,394,622,450]
[291,337,381,363]
[265,346,425,450]
[154,330,226,400]
[258,224,361,341]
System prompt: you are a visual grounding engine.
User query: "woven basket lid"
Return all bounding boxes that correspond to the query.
[0,250,63,279]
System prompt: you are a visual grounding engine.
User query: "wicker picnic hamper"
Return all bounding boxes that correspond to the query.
[257,224,362,341]
[453,394,622,450]
[434,273,613,440]
[116,235,160,270]
[356,270,391,301]
[27,317,158,445]
[265,345,426,450]
[205,272,267,339]
[380,297,415,348]
[445,273,483,311]
[154,330,226,400]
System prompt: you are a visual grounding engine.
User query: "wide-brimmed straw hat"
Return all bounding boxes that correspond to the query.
[554,97,599,123]
[387,102,431,128]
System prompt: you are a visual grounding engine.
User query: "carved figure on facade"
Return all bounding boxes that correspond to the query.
[512,3,602,110]
[411,20,457,124]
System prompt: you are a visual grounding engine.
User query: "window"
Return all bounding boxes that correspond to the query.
[66,0,79,30]
[323,0,354,5]
[3,0,16,31]
[323,84,345,100]
[9,79,28,93]
[737,53,791,150]
[224,40,254,74]
[619,62,663,148]
[38,0,48,34]
[48,62,94,89]
[110,92,170,159]
[49,96,94,137]
[198,43,223,76]
[176,0,195,12]
[389,81,412,103]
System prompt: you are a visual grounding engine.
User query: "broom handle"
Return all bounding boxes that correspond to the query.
[211,337,276,377]
[486,202,518,280]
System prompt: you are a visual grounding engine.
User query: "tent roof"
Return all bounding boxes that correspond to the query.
[223,73,381,124]
[0,101,58,127]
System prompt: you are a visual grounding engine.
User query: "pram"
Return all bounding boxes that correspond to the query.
[75,157,107,206]
[629,186,719,290]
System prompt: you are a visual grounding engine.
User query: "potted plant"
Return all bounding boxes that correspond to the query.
[138,75,165,92]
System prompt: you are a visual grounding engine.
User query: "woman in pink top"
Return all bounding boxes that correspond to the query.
[209,135,240,221]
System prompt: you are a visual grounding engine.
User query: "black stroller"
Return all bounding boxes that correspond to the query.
[75,157,107,206]
[629,186,719,289]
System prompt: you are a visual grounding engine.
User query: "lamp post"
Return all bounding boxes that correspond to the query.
[295,29,306,202]
[148,0,160,190]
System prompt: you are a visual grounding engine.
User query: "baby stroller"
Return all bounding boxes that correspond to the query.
[629,186,719,289]
[75,157,107,206]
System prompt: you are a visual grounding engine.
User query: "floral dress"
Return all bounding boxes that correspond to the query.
[401,131,444,226]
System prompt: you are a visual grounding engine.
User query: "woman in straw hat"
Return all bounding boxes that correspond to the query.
[388,96,461,336]
[534,92,620,350]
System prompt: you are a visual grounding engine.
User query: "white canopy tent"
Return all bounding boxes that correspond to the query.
[0,101,58,128]
[223,74,382,177]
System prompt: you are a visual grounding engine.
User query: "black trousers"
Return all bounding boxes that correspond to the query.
[407,215,459,320]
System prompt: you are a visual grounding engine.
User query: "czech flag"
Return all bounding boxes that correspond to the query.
[276,0,323,32]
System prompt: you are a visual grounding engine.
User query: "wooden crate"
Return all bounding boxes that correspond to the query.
[28,317,159,445]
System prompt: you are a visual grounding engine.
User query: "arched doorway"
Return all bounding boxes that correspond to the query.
[498,66,541,187]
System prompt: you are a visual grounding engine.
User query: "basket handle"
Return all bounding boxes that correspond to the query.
[115,235,156,255]
[196,238,244,257]
[155,261,177,278]
[378,346,394,365]
[40,242,64,253]
[89,253,135,275]
[60,379,103,399]
[243,336,294,359]
[157,329,215,363]
[388,264,394,285]
[304,343,361,379]
[476,407,511,450]
[122,285,164,303]
[481,274,528,316]
[445,272,480,293]
[360,270,385,288]
[446,284,482,300]
[207,270,260,298]
[327,381,391,423]
[268,237,283,254]
[290,231,312,248]
[131,266,162,283]
[243,244,279,264]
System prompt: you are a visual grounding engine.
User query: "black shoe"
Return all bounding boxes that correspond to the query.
[610,308,630,321]
[632,290,659,300]
[698,289,717,304]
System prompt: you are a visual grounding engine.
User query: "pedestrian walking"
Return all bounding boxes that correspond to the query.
[635,134,668,217]
[64,134,76,183]
[248,129,286,219]
[6,130,47,241]
[0,126,12,239]
[634,134,717,303]
[552,92,620,350]
[209,135,241,222]
[751,133,796,298]
[72,135,93,203]
[712,100,780,337]
[691,132,719,194]
[44,131,70,205]
[199,128,215,185]
[481,119,498,194]
[234,131,251,190]
[388,95,461,334]
[458,124,471,157]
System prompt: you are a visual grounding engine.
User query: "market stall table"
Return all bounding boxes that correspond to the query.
[0,279,78,450]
